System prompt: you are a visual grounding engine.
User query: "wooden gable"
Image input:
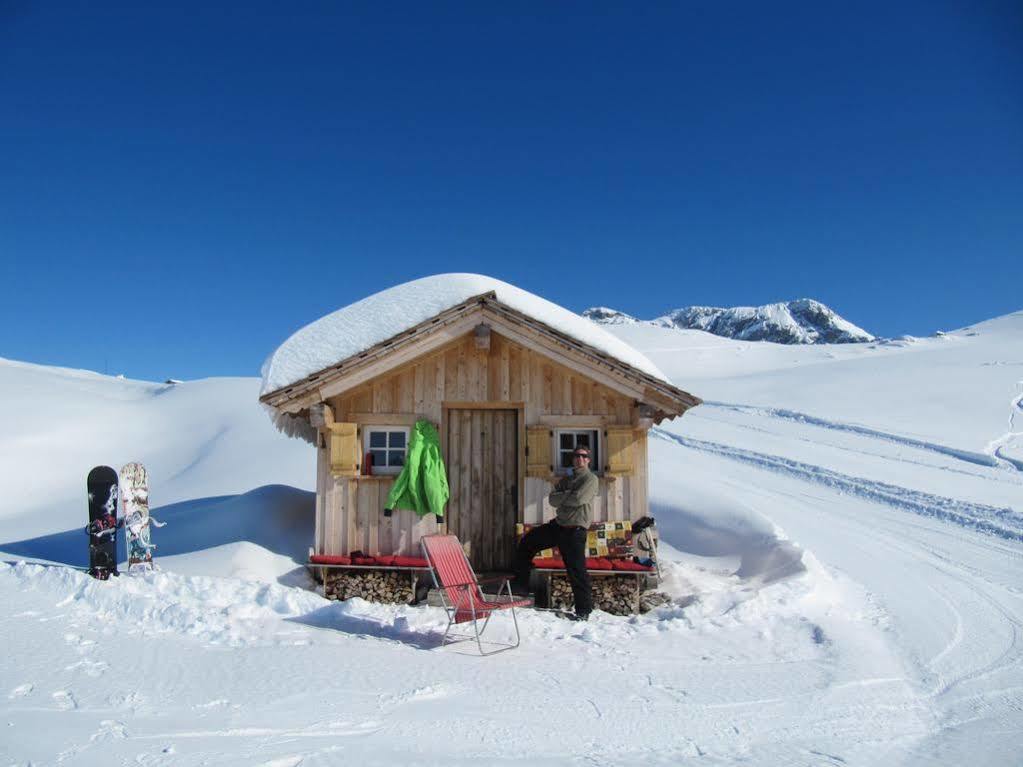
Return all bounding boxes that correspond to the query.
[326,330,639,429]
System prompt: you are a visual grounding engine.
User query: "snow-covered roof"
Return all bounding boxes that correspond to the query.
[260,273,671,397]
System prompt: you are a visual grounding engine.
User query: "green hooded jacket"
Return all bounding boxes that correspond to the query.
[385,419,450,521]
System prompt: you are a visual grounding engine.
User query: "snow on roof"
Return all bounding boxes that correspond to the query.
[260,273,671,397]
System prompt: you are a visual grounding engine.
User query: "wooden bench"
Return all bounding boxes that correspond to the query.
[309,554,433,602]
[529,559,654,615]
[517,519,656,615]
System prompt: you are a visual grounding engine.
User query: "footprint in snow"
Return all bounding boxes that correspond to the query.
[52,690,78,710]
[259,757,303,767]
[64,633,97,653]
[381,684,452,708]
[9,683,34,699]
[89,719,128,742]
[65,659,109,677]
[106,690,145,709]
[194,699,230,709]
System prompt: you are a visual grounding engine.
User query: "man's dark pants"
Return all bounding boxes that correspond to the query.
[513,520,593,615]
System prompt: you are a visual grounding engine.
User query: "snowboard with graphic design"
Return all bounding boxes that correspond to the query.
[86,465,119,579]
[120,462,163,573]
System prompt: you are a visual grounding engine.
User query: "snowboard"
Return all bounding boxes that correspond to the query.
[86,465,120,579]
[120,462,159,573]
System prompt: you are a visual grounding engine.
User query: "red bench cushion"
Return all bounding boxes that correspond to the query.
[393,556,429,568]
[533,558,566,569]
[584,557,614,570]
[612,559,654,571]
[310,555,351,565]
[311,554,430,568]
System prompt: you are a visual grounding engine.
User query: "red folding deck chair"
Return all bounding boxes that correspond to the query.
[420,534,533,655]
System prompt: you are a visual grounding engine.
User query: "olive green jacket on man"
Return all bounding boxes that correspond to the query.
[549,466,599,528]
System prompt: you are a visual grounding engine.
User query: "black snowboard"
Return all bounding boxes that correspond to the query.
[86,466,119,579]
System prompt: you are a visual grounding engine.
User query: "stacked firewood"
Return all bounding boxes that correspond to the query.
[324,569,415,603]
[549,574,639,615]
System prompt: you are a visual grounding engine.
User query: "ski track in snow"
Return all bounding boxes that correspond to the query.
[988,381,1023,471]
[652,428,1023,542]
[703,401,1018,472]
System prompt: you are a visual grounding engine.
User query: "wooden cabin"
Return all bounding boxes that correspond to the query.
[259,279,700,577]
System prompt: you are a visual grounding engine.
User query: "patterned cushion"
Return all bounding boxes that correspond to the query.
[586,521,634,558]
[517,521,636,560]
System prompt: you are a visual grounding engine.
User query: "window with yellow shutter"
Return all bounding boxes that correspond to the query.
[554,429,600,476]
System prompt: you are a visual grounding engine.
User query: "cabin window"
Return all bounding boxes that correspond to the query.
[363,427,409,475]
[555,429,600,475]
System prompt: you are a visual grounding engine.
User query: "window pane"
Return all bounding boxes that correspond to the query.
[577,433,591,448]
[560,450,573,469]
[389,431,406,449]
[560,433,574,450]
[369,432,386,448]
[369,449,387,468]
[388,450,405,467]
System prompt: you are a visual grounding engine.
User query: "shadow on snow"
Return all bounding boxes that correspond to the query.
[0,484,314,572]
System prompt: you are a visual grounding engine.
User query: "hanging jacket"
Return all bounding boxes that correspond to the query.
[385,419,450,522]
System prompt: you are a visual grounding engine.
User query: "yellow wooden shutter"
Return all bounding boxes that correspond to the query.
[605,426,636,475]
[526,426,552,477]
[329,422,360,477]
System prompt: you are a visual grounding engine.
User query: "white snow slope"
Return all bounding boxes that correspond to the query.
[2,310,1021,766]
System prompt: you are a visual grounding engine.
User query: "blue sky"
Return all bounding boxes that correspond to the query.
[2,2,1021,382]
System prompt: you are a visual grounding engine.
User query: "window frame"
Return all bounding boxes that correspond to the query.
[553,428,601,476]
[362,426,411,476]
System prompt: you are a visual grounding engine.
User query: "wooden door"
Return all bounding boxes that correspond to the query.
[446,409,518,571]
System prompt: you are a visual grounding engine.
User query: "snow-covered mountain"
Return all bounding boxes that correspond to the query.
[580,306,639,325]
[1,309,1021,766]
[585,298,875,344]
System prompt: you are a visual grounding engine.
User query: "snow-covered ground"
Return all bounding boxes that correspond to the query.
[1,310,1021,765]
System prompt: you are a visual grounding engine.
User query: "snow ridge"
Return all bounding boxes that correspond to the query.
[6,562,325,647]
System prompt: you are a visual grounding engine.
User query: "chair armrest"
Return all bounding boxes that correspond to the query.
[442,580,477,589]
[476,574,513,584]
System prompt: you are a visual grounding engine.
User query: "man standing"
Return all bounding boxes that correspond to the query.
[511,446,598,620]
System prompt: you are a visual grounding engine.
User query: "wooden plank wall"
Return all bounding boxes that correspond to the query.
[317,332,647,557]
